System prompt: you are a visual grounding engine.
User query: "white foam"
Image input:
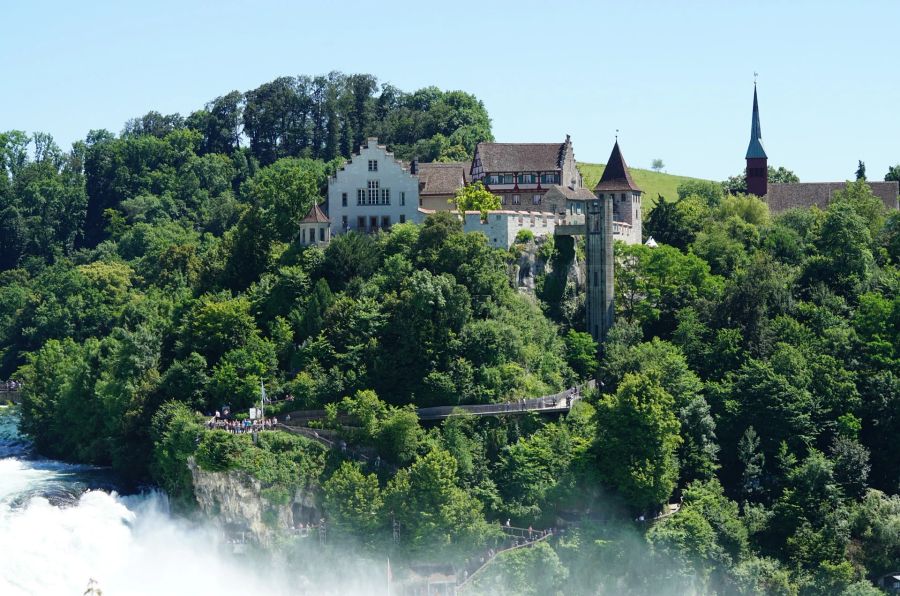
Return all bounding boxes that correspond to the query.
[0,463,300,596]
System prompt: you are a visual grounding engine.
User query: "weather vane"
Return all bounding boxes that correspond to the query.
[615,128,619,141]
[754,71,758,84]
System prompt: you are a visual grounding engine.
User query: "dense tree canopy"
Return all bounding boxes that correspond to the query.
[3,83,900,593]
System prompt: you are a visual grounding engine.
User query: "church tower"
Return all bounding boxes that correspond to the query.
[746,83,768,197]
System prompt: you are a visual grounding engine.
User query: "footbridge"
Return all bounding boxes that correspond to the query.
[281,380,595,425]
[455,524,553,592]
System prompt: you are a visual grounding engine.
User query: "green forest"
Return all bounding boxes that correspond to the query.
[2,73,900,595]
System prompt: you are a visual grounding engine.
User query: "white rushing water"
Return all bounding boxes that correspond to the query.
[0,409,369,596]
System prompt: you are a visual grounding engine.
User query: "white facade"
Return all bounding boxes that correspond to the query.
[461,210,560,249]
[454,203,638,251]
[298,221,330,246]
[327,138,421,236]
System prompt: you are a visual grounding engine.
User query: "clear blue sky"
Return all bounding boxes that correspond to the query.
[3,0,898,182]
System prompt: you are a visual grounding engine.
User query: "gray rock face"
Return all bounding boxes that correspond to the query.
[187,457,319,543]
[512,237,583,293]
[514,240,545,292]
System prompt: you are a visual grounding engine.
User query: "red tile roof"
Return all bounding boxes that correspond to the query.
[300,202,330,224]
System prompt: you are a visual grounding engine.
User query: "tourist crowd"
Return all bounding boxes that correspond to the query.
[207,416,280,434]
[1,380,21,392]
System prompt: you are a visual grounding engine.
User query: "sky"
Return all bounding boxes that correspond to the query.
[2,0,898,182]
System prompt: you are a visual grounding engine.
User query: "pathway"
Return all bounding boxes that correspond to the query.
[282,380,596,425]
[456,524,554,591]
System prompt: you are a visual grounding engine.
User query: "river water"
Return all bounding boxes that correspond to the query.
[0,407,369,595]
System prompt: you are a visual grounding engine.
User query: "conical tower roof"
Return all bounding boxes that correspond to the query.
[746,84,767,159]
[300,202,330,224]
[593,141,642,192]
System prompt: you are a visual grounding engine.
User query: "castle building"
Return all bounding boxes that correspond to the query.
[743,84,898,211]
[326,136,646,251]
[469,136,582,209]
[416,161,470,211]
[326,138,421,235]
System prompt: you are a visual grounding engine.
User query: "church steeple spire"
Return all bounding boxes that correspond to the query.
[746,83,767,159]
[745,80,768,197]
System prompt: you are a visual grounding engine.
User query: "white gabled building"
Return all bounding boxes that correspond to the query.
[327,138,421,236]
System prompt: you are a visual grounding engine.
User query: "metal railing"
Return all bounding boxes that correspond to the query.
[282,380,595,425]
[456,524,554,591]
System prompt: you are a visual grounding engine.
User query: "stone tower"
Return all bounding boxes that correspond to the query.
[585,192,614,348]
[596,141,643,244]
[746,83,768,197]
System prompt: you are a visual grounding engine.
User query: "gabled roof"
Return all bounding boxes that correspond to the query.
[542,185,596,214]
[300,202,329,224]
[593,141,641,192]
[474,142,565,173]
[543,185,595,202]
[417,162,470,196]
[746,85,767,159]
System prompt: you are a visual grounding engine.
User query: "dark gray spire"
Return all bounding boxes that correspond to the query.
[746,84,767,159]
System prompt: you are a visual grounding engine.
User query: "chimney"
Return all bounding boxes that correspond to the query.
[411,157,419,175]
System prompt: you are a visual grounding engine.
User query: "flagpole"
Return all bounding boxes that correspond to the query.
[260,379,265,421]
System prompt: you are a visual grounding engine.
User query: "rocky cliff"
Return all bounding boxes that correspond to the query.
[187,457,320,543]
[512,236,583,293]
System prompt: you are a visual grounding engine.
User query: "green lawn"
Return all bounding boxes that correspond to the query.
[578,163,711,209]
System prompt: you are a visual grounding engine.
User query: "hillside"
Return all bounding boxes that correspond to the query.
[578,163,711,208]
